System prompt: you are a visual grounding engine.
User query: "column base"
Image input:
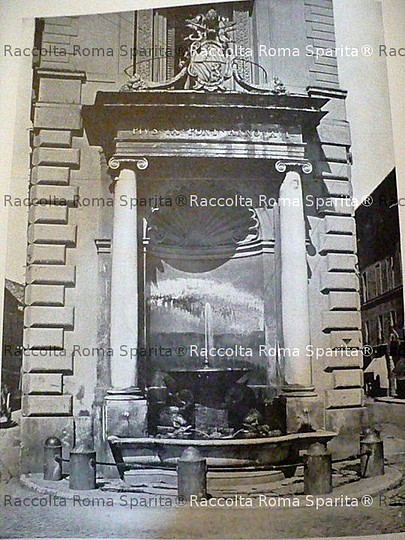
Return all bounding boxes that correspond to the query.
[103,388,147,440]
[276,385,325,434]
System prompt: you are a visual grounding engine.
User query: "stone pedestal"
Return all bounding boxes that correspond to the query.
[103,391,147,439]
[277,387,325,434]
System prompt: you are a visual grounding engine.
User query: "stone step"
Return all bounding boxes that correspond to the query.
[124,468,284,492]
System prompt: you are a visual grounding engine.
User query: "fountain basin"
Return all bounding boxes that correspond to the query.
[108,430,336,471]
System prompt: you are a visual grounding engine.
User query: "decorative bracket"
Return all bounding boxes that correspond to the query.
[108,157,149,171]
[275,160,313,175]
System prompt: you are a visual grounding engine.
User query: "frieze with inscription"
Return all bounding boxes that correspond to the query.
[127,127,302,144]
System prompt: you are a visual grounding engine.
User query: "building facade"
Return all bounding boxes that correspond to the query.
[20,0,364,473]
[356,169,404,396]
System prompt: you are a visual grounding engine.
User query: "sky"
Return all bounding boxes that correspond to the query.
[0,0,400,284]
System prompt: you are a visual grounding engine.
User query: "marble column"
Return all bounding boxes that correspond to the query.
[110,167,139,390]
[279,170,312,389]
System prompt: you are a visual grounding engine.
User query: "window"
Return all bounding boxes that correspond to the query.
[377,315,384,345]
[361,272,368,302]
[375,262,382,297]
[363,320,370,345]
[389,310,395,328]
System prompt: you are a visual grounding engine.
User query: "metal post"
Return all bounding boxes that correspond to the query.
[303,442,332,495]
[69,449,97,490]
[360,428,384,477]
[44,437,62,481]
[177,447,207,501]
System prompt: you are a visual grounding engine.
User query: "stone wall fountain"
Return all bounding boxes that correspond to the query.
[108,302,336,480]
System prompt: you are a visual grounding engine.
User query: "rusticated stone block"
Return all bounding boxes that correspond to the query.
[326,254,357,272]
[29,204,68,225]
[30,185,78,205]
[26,265,75,286]
[23,327,64,349]
[333,369,363,388]
[325,389,363,408]
[319,234,355,254]
[25,284,65,306]
[33,130,72,148]
[321,163,350,179]
[323,351,363,371]
[323,179,351,197]
[329,330,362,350]
[27,245,66,265]
[22,373,63,394]
[321,272,359,292]
[24,306,74,329]
[322,311,361,331]
[321,144,348,163]
[34,104,82,130]
[31,166,70,185]
[328,291,360,311]
[324,216,355,235]
[22,395,72,416]
[317,197,354,216]
[317,121,351,146]
[32,147,80,167]
[23,349,73,373]
[28,224,77,246]
[39,78,82,105]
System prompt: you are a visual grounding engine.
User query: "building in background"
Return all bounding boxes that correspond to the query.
[356,169,404,397]
[1,279,24,420]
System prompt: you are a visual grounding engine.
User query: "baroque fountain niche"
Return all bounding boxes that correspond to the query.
[145,183,270,440]
[88,6,338,475]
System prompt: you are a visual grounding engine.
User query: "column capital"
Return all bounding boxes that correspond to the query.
[108,156,149,172]
[275,160,313,175]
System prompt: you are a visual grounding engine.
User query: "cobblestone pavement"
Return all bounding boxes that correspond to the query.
[0,478,404,539]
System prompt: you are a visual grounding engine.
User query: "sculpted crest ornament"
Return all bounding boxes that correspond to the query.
[121,8,287,94]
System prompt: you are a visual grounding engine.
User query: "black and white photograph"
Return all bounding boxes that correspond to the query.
[0,1,404,538]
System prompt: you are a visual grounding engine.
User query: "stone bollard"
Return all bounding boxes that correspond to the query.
[44,437,63,481]
[303,442,332,495]
[360,428,384,477]
[69,448,97,490]
[177,447,207,501]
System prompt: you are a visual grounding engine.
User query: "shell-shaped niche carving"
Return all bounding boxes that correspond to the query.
[148,185,258,258]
